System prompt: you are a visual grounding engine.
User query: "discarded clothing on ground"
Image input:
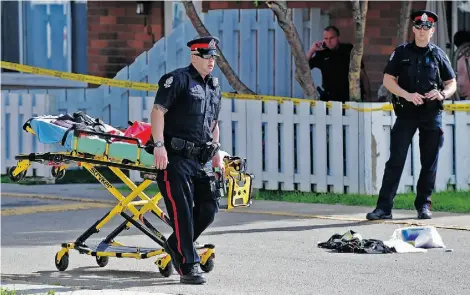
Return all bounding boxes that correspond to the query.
[317,230,395,254]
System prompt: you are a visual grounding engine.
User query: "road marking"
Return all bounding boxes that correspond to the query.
[2,193,469,231]
[1,203,112,216]
[1,192,116,204]
[0,193,115,216]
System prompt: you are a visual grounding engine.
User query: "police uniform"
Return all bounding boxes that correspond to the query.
[366,10,456,220]
[308,43,365,102]
[153,36,222,284]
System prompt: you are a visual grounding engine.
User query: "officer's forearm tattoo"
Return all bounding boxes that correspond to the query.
[153,104,168,114]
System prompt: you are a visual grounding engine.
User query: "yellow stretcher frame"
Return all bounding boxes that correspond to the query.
[8,126,255,277]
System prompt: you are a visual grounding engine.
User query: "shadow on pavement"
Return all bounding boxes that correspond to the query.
[1,267,181,290]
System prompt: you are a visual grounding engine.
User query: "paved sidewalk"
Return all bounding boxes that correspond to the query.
[2,183,469,230]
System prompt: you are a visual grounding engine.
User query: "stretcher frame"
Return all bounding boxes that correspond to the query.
[8,126,254,277]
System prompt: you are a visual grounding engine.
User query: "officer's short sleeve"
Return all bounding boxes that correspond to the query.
[153,73,182,110]
[383,47,402,77]
[438,51,457,81]
[308,55,319,70]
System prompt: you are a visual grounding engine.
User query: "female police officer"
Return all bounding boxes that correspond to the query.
[366,10,456,221]
[150,36,224,284]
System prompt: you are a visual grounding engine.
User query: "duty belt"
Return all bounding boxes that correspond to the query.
[165,137,220,164]
[166,137,203,156]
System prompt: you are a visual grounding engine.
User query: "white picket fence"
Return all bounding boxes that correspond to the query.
[129,98,470,195]
[1,93,57,178]
[2,92,469,194]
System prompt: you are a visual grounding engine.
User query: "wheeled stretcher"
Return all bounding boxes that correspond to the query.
[8,115,255,276]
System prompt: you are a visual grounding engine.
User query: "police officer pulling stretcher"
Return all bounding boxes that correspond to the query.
[366,10,457,221]
[150,36,224,284]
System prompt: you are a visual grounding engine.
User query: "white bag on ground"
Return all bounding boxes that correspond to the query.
[391,226,446,249]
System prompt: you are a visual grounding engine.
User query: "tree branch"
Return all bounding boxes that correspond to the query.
[266,1,318,99]
[181,0,256,94]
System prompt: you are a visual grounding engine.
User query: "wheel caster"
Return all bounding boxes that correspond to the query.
[96,256,108,267]
[200,256,214,273]
[51,167,66,180]
[8,166,26,182]
[55,252,69,271]
[158,261,174,277]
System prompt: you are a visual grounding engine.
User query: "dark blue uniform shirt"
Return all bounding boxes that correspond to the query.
[384,41,456,115]
[309,43,364,102]
[153,64,222,146]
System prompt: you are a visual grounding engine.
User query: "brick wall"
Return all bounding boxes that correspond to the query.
[87,1,426,97]
[87,1,164,79]
[202,1,426,99]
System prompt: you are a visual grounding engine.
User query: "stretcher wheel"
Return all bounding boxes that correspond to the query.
[200,256,214,273]
[51,167,66,180]
[55,252,69,271]
[158,262,174,277]
[96,256,108,267]
[8,166,27,182]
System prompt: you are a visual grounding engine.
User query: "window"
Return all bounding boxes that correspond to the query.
[1,1,86,88]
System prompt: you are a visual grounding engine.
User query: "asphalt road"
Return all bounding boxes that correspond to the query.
[2,201,470,295]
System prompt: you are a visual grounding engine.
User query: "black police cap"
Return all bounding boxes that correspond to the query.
[410,10,438,25]
[187,36,220,55]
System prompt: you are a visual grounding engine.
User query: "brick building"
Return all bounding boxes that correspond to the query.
[86,1,433,99]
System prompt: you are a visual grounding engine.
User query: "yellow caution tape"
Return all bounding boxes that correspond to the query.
[1,61,157,91]
[2,61,469,112]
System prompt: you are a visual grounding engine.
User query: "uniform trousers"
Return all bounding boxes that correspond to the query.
[376,112,444,213]
[157,154,219,273]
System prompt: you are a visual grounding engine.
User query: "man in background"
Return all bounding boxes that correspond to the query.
[306,25,371,102]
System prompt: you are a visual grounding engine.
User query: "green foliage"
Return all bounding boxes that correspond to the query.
[0,288,55,295]
[255,190,470,213]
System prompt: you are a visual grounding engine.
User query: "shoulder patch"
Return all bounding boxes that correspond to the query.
[163,76,173,88]
[213,77,218,87]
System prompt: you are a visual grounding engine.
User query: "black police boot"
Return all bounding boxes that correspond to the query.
[163,241,182,274]
[417,207,432,219]
[366,208,393,220]
[180,263,206,285]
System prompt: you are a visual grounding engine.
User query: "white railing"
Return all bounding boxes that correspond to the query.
[130,97,470,195]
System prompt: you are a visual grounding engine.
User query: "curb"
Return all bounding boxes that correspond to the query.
[0,284,173,295]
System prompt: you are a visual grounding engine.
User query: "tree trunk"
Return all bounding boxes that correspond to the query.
[181,0,256,94]
[377,1,412,102]
[349,0,368,102]
[266,1,318,99]
[397,1,413,43]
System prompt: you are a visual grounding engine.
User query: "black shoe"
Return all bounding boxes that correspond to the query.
[366,208,392,220]
[163,241,181,274]
[180,264,206,285]
[417,207,432,219]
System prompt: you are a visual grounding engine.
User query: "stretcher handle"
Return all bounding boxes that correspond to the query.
[73,129,143,146]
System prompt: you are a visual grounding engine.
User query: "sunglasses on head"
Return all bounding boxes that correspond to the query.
[413,23,433,30]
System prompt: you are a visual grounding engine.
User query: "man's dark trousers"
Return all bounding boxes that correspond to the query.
[376,113,444,213]
[157,155,219,274]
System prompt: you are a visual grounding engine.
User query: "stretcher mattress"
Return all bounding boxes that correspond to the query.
[28,117,155,167]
